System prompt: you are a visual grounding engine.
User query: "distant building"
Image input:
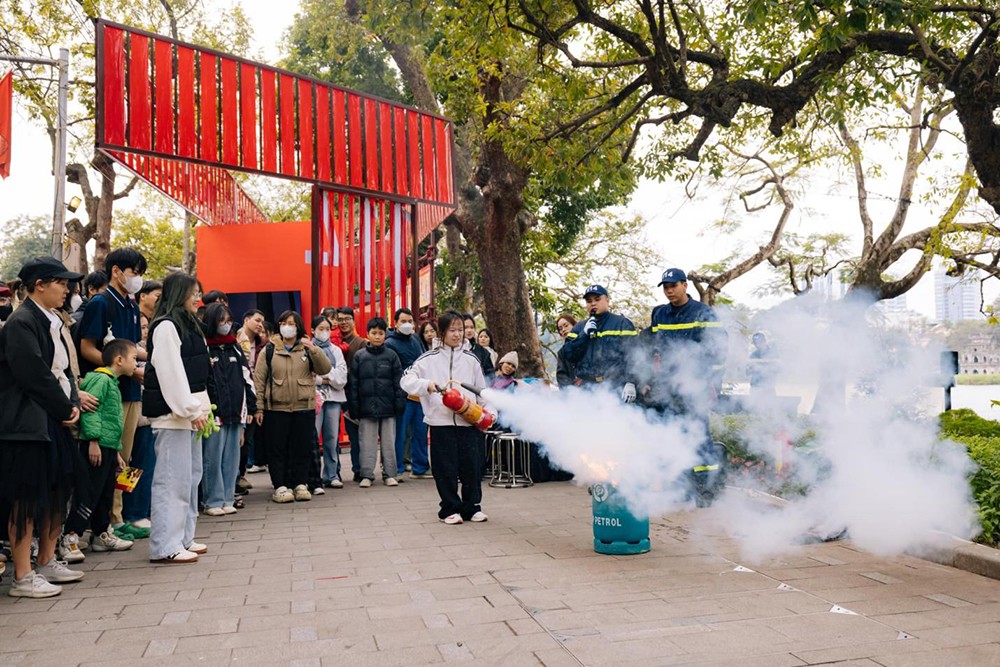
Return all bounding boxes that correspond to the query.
[934,271,982,323]
[875,293,907,315]
[960,333,1000,375]
[814,268,847,301]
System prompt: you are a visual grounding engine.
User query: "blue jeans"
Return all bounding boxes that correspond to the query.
[200,424,241,509]
[122,425,156,523]
[395,400,428,474]
[316,401,342,483]
[150,429,202,560]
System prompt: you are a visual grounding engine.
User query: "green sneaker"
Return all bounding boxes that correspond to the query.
[114,524,150,540]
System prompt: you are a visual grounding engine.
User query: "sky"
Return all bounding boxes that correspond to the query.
[1,0,996,319]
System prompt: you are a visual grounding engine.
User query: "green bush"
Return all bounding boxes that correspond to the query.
[940,410,1000,547]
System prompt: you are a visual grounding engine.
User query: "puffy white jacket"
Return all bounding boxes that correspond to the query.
[400,344,487,427]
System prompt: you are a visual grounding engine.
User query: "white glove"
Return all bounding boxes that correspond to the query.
[583,317,598,337]
[621,382,637,403]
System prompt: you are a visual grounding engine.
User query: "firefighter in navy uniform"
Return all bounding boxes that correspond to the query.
[641,268,728,506]
[560,284,639,402]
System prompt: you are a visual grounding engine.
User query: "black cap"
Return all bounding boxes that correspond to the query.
[583,284,609,298]
[18,256,83,286]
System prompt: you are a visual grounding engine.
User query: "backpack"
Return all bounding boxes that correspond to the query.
[262,341,314,409]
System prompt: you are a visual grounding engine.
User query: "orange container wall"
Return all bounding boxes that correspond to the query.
[195,221,314,320]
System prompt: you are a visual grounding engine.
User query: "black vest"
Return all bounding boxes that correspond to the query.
[142,315,210,418]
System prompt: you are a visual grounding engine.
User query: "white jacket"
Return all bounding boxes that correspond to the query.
[315,343,348,403]
[400,344,487,427]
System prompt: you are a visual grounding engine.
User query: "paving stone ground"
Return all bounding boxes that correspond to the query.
[3,466,1000,666]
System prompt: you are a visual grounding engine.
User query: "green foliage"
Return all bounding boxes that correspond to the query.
[956,374,1000,386]
[940,409,1000,546]
[0,215,51,281]
[111,211,183,281]
[939,409,1000,440]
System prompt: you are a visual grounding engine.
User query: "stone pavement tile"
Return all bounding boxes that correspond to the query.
[758,609,901,645]
[95,617,240,646]
[911,621,1000,648]
[462,631,564,658]
[187,600,291,622]
[230,636,378,662]
[666,621,797,659]
[144,637,179,657]
[678,651,807,666]
[437,641,475,661]
[320,645,445,666]
[870,643,1000,666]
[444,604,530,626]
[82,649,235,666]
[791,638,938,664]
[14,642,146,667]
[924,592,974,607]
[559,635,689,664]
[173,627,289,654]
[373,620,516,650]
[841,594,950,616]
[2,629,103,653]
[13,611,165,637]
[118,593,248,617]
[533,647,587,666]
[315,614,428,638]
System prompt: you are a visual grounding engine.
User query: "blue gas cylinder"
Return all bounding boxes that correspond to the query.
[591,483,650,555]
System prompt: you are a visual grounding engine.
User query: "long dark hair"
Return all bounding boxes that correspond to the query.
[477,328,494,348]
[154,272,202,335]
[203,302,234,338]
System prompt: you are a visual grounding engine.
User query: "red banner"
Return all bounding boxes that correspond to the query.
[0,70,12,179]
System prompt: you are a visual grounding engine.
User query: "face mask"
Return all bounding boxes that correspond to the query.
[280,325,297,340]
[124,275,143,295]
[69,294,83,312]
[315,330,331,343]
[0,305,11,321]
[217,323,232,336]
[398,322,414,336]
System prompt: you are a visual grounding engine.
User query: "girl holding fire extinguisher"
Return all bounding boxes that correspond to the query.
[401,310,489,525]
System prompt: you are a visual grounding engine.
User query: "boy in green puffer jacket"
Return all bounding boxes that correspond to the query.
[61,339,138,561]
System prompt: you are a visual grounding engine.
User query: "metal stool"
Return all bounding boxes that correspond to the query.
[483,430,505,480]
[489,433,534,488]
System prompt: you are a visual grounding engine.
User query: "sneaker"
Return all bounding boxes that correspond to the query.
[293,485,312,501]
[323,479,344,489]
[150,549,198,564]
[91,531,134,552]
[79,530,92,551]
[114,523,150,540]
[409,471,433,479]
[204,507,226,516]
[470,511,489,523]
[271,486,294,503]
[9,570,61,598]
[237,476,252,490]
[359,478,372,488]
[36,559,84,583]
[185,542,208,555]
[58,534,85,564]
[247,465,267,473]
[384,477,399,487]
[312,487,326,496]
[222,506,238,515]
[130,519,152,530]
[440,514,463,525]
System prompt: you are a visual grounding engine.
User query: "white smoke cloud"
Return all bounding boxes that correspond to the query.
[484,292,979,562]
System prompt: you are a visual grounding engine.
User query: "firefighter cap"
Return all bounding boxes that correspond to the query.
[583,284,609,297]
[657,268,687,285]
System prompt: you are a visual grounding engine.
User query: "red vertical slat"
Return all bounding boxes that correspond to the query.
[154,40,173,154]
[408,111,421,198]
[348,94,363,188]
[421,115,436,200]
[240,63,258,170]
[220,58,239,165]
[200,53,217,163]
[346,195,356,311]
[364,98,379,191]
[316,86,330,182]
[260,69,277,173]
[279,74,296,176]
[435,119,449,204]
[444,123,454,204]
[379,103,394,194]
[177,47,196,158]
[333,89,347,184]
[128,34,152,150]
[298,79,314,179]
[393,107,408,196]
[102,26,126,146]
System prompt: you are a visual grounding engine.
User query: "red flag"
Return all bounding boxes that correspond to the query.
[0,70,11,179]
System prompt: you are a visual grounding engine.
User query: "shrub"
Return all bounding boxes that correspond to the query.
[940,410,1000,547]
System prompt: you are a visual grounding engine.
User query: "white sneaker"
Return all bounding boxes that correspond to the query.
[204,507,226,516]
[130,519,152,530]
[384,477,399,487]
[293,484,312,501]
[186,542,208,555]
[36,559,84,583]
[271,486,294,503]
[151,549,198,564]
[440,514,463,525]
[312,487,326,495]
[91,531,133,552]
[247,465,267,473]
[221,506,238,515]
[325,479,344,489]
[8,570,61,598]
[359,478,372,488]
[470,511,489,523]
[58,534,85,563]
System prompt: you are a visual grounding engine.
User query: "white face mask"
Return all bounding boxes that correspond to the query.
[124,274,143,295]
[217,323,232,336]
[280,325,298,340]
[69,294,83,312]
[315,330,331,343]
[398,322,414,336]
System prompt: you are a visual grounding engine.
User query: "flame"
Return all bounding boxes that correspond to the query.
[580,453,619,487]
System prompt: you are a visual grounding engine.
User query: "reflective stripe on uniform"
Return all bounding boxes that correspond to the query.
[651,322,723,332]
[566,332,579,339]
[692,464,720,472]
[595,330,638,337]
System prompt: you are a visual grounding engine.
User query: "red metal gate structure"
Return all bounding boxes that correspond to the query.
[93,19,454,320]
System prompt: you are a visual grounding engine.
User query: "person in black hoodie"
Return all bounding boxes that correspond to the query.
[385,308,429,478]
[200,304,256,516]
[347,317,406,487]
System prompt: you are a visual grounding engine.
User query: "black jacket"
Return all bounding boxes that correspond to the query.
[206,339,257,424]
[385,329,424,370]
[346,343,405,419]
[0,298,80,442]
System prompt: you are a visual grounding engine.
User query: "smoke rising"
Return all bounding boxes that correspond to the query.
[484,293,979,562]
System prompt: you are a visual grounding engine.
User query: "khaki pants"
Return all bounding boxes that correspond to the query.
[110,401,141,525]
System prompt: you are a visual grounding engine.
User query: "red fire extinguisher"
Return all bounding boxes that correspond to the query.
[438,385,497,431]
